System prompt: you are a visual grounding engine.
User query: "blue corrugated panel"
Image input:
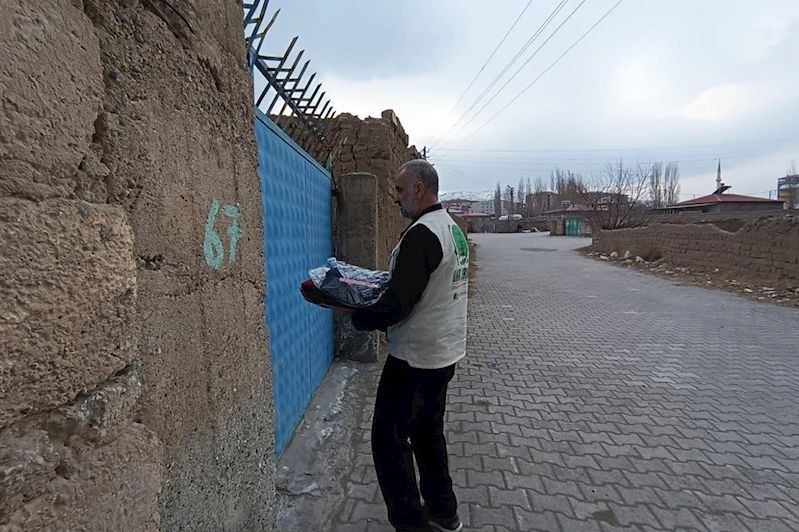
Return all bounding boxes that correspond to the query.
[255,111,334,455]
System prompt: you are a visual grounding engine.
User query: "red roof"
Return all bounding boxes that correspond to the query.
[669,193,782,208]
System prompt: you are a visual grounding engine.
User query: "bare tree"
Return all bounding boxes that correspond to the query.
[647,162,681,207]
[551,168,584,206]
[534,176,546,193]
[525,177,533,216]
[648,163,664,208]
[517,177,525,216]
[494,182,502,217]
[578,160,654,230]
[664,162,681,205]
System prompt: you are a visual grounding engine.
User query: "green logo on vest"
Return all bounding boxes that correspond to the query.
[451,225,469,266]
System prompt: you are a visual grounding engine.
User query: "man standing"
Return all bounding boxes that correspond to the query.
[352,160,468,532]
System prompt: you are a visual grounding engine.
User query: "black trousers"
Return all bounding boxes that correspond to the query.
[372,355,458,532]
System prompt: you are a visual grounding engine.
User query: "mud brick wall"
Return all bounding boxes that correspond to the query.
[451,214,469,236]
[649,209,799,227]
[592,217,799,281]
[325,111,420,362]
[1,1,275,531]
[327,110,421,270]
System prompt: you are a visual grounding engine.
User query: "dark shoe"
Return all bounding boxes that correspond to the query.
[423,507,463,532]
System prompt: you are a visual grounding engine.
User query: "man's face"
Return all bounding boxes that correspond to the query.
[394,170,420,219]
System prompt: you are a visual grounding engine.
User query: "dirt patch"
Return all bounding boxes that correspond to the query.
[522,247,557,252]
[468,240,478,297]
[581,248,799,308]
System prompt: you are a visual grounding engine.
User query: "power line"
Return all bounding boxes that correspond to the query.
[434,149,795,164]
[437,0,590,151]
[429,156,487,188]
[433,138,799,154]
[430,0,571,150]
[441,0,628,156]
[428,0,535,144]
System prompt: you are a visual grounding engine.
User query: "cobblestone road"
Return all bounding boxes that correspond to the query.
[330,233,799,532]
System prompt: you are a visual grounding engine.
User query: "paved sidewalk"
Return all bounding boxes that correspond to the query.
[279,233,799,532]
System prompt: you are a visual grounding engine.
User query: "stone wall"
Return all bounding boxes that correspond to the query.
[650,209,799,227]
[1,1,275,531]
[322,111,420,362]
[451,214,468,237]
[592,217,799,281]
[326,110,421,270]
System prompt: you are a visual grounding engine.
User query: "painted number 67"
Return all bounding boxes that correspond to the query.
[203,200,243,270]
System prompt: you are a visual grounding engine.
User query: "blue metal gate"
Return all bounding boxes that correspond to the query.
[255,111,334,455]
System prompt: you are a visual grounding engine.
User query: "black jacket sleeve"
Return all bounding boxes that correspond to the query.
[351,224,443,332]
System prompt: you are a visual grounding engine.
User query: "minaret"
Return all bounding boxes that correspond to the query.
[716,159,722,191]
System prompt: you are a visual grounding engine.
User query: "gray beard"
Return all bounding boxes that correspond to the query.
[400,206,413,219]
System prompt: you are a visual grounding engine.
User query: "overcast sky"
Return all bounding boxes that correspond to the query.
[256,0,799,200]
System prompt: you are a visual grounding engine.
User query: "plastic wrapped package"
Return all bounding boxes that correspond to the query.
[302,258,390,309]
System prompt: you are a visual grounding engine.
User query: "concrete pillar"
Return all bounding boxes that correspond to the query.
[336,173,380,362]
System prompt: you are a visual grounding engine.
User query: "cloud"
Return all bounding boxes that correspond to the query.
[256,0,799,197]
[676,83,785,123]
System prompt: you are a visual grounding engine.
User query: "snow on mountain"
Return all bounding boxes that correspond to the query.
[439,190,494,202]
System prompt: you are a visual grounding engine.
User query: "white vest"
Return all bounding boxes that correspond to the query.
[386,209,469,369]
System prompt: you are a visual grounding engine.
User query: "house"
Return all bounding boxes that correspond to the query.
[778,175,799,209]
[544,203,593,236]
[664,186,784,214]
[470,199,513,216]
[442,199,473,215]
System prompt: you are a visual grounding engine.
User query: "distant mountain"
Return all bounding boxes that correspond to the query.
[439,190,494,202]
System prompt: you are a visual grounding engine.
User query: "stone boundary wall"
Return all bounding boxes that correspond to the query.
[324,111,421,362]
[592,217,799,281]
[1,2,275,531]
[451,214,468,237]
[326,110,421,270]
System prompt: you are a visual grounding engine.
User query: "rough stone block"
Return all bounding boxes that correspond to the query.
[0,368,161,530]
[0,1,103,183]
[0,199,135,428]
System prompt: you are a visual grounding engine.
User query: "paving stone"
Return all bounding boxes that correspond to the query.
[349,502,388,523]
[651,507,706,530]
[576,483,621,503]
[615,486,664,507]
[531,493,575,517]
[542,478,583,498]
[488,486,531,510]
[467,469,507,489]
[695,493,753,516]
[737,516,799,532]
[556,515,603,532]
[283,235,799,532]
[455,485,490,506]
[606,503,658,528]
[737,498,797,520]
[503,471,544,492]
[470,505,516,529]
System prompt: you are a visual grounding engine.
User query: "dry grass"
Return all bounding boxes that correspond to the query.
[581,248,799,308]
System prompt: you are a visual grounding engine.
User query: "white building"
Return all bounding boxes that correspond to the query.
[470,200,511,216]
